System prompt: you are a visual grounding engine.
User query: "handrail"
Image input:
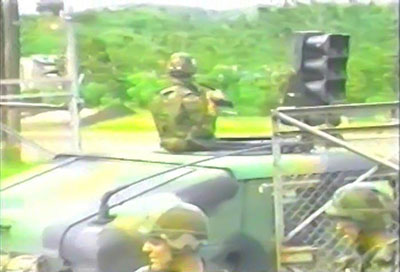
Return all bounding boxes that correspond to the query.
[0,77,72,86]
[277,101,399,115]
[0,92,71,100]
[274,111,399,171]
[0,101,68,109]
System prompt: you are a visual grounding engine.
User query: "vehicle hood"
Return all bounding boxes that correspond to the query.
[0,149,373,253]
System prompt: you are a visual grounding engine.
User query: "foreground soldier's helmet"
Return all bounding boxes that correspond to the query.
[139,201,208,250]
[325,182,397,230]
[167,52,197,78]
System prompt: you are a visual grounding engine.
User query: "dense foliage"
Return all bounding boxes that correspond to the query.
[21,4,398,115]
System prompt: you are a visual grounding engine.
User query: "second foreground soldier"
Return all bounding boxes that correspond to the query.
[135,201,209,272]
[150,52,233,153]
[325,182,398,272]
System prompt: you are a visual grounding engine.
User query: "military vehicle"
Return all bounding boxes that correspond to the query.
[1,110,397,272]
[1,31,398,272]
[0,134,381,272]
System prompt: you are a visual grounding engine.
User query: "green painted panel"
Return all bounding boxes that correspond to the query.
[241,179,277,270]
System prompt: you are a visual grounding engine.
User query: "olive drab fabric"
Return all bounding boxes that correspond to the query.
[362,238,398,272]
[325,182,396,230]
[150,83,217,153]
[138,201,208,250]
[326,182,398,272]
[334,238,398,272]
[150,52,231,153]
[0,255,48,272]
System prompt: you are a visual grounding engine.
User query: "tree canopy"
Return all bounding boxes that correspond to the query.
[21,4,398,115]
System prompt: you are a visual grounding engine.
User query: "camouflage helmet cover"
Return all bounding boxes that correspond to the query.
[167,52,197,78]
[139,201,208,250]
[325,182,397,229]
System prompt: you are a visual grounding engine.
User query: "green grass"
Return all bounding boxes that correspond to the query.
[85,110,392,137]
[86,110,157,132]
[0,112,392,181]
[86,110,272,137]
[216,116,272,137]
[0,160,37,181]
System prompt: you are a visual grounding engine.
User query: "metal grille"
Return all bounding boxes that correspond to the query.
[272,102,399,272]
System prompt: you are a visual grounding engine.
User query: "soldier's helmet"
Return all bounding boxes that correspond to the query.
[325,182,397,230]
[167,52,197,78]
[139,201,208,251]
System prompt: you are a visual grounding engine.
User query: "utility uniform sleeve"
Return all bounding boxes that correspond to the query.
[363,239,398,272]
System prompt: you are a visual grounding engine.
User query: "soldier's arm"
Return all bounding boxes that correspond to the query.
[363,239,397,272]
[205,88,233,108]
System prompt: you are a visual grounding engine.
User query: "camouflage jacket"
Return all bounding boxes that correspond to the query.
[134,257,206,272]
[150,81,218,153]
[335,238,398,272]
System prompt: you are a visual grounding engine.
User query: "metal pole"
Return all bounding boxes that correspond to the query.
[1,0,21,161]
[277,101,399,115]
[271,111,284,271]
[278,123,399,136]
[276,111,399,171]
[64,2,81,153]
[0,1,5,145]
[0,77,72,86]
[0,91,71,100]
[0,101,68,110]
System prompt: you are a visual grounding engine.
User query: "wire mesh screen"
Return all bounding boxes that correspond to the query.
[272,103,399,272]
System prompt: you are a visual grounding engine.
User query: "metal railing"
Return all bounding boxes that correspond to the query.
[271,102,399,272]
[0,76,81,157]
[0,6,82,156]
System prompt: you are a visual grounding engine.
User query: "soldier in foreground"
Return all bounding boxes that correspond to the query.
[325,182,398,272]
[150,52,233,153]
[135,201,209,272]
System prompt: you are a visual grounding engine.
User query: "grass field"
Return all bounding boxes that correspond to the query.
[87,110,273,137]
[1,113,272,180]
[1,110,396,181]
[85,110,392,136]
[0,160,37,181]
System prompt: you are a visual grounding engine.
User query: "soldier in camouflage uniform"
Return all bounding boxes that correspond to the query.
[325,182,398,272]
[150,52,232,153]
[135,201,209,272]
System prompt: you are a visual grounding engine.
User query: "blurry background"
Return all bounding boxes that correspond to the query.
[17,0,400,14]
[1,0,398,180]
[19,0,398,115]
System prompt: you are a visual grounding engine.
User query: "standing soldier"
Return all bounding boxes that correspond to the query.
[325,182,398,272]
[150,52,233,153]
[135,201,209,272]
